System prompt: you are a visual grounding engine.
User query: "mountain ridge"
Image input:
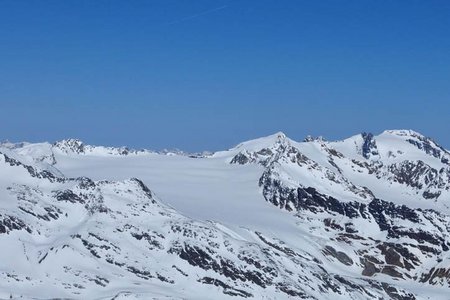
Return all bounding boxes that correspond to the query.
[1,129,450,299]
[4,128,447,157]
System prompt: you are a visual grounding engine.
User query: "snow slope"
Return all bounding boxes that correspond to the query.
[1,130,450,299]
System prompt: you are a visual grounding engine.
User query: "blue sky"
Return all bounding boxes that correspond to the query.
[1,0,449,151]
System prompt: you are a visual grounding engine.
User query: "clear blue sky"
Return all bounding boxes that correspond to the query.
[1,0,449,151]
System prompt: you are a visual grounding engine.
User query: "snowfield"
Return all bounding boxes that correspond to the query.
[1,130,450,299]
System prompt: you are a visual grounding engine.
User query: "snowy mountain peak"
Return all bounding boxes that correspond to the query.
[382,129,425,138]
[303,135,327,142]
[51,139,155,157]
[219,132,295,165]
[263,131,286,138]
[222,131,291,154]
[273,131,287,139]
[377,130,450,165]
[2,130,450,299]
[53,138,86,154]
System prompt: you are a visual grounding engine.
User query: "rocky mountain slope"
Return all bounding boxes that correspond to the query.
[1,130,449,299]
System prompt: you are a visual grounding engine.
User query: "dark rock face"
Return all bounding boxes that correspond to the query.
[76,177,96,189]
[378,282,417,300]
[423,190,441,199]
[368,199,420,231]
[361,132,379,159]
[259,167,450,284]
[388,161,437,189]
[53,139,85,154]
[388,160,450,199]
[173,244,270,288]
[230,148,278,167]
[260,170,368,218]
[323,246,353,266]
[406,134,450,163]
[361,257,381,276]
[0,214,32,234]
[230,152,250,165]
[408,139,441,158]
[130,231,163,250]
[2,153,62,182]
[385,160,450,200]
[377,243,418,271]
[420,267,450,285]
[198,277,253,298]
[54,190,85,204]
[130,178,155,202]
[18,205,61,221]
[262,170,443,252]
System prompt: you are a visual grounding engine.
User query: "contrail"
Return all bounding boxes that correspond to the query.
[166,5,228,25]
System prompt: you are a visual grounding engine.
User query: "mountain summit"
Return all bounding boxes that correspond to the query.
[1,130,449,299]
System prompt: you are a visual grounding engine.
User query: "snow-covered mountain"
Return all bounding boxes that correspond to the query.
[1,130,450,299]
